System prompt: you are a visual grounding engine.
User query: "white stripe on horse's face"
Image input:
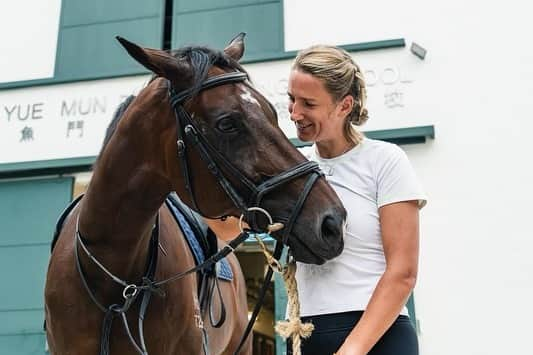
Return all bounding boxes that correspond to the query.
[239,87,260,107]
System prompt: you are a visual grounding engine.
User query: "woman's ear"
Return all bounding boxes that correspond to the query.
[338,95,355,118]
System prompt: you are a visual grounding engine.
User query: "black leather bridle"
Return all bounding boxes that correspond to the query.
[169,70,324,354]
[169,71,323,231]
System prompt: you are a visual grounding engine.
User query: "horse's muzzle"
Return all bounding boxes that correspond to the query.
[321,214,343,244]
[318,212,345,259]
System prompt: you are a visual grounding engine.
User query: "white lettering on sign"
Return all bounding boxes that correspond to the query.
[3,103,45,122]
[60,98,107,117]
[245,54,429,133]
[364,67,413,87]
[0,76,150,164]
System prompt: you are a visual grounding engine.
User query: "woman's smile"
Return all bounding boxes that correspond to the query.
[296,122,313,130]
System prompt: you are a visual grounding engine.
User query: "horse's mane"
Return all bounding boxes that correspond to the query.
[98,46,246,155]
[100,94,136,153]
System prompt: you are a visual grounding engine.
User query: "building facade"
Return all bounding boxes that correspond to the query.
[2,1,531,354]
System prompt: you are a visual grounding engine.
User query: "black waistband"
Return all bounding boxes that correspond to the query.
[301,311,410,331]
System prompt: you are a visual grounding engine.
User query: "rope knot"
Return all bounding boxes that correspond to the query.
[275,260,313,355]
[274,318,314,339]
[254,240,313,355]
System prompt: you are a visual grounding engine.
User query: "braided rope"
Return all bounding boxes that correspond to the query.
[254,234,283,273]
[274,261,314,355]
[255,236,313,354]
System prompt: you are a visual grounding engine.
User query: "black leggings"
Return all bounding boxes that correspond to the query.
[287,311,418,355]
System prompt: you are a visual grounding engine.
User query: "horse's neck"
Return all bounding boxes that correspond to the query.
[81,160,168,244]
[79,86,174,260]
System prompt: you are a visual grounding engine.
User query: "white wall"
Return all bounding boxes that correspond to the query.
[0,0,61,83]
[284,1,533,354]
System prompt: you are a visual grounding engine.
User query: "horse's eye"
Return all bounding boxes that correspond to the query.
[216,116,239,134]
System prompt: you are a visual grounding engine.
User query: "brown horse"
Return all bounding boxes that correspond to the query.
[44,34,346,354]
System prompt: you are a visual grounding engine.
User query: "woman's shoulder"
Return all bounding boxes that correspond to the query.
[295,139,405,164]
[362,137,401,152]
[360,137,406,162]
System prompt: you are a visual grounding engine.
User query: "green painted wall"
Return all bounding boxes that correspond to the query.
[172,0,284,61]
[55,0,164,81]
[0,177,73,354]
[274,267,288,355]
[0,0,406,90]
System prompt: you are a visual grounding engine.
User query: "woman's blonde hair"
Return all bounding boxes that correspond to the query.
[292,45,368,144]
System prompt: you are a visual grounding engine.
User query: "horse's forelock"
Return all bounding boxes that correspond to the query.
[171,46,247,97]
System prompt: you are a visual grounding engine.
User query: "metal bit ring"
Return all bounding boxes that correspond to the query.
[238,207,274,233]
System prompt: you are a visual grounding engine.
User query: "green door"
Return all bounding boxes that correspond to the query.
[0,177,73,355]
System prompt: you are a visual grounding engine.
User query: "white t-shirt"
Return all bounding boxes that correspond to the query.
[295,138,427,316]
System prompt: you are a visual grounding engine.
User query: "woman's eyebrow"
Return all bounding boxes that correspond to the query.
[287,92,317,102]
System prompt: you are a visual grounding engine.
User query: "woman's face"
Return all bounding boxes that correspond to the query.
[287,69,346,143]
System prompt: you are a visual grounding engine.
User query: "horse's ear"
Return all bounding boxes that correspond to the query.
[224,33,245,61]
[116,36,184,79]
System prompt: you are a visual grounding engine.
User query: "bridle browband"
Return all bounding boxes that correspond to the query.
[75,69,324,355]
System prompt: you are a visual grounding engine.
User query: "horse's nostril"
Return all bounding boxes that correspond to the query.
[321,215,342,241]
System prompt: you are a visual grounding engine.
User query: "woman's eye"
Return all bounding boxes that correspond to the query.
[216,116,238,133]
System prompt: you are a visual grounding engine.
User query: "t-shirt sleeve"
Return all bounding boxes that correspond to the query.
[376,144,427,209]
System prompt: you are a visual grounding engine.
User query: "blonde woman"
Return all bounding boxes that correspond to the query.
[286,45,426,355]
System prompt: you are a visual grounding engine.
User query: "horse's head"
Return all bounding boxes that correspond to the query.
[117,34,346,264]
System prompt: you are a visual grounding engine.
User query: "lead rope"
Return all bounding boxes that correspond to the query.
[254,236,313,355]
[274,261,313,355]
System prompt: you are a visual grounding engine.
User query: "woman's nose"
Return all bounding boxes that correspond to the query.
[289,102,303,121]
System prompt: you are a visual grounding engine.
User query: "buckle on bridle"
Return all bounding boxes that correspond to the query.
[122,284,138,299]
[238,207,284,234]
[176,140,185,156]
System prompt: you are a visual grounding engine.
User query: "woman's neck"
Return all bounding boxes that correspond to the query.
[316,139,356,159]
